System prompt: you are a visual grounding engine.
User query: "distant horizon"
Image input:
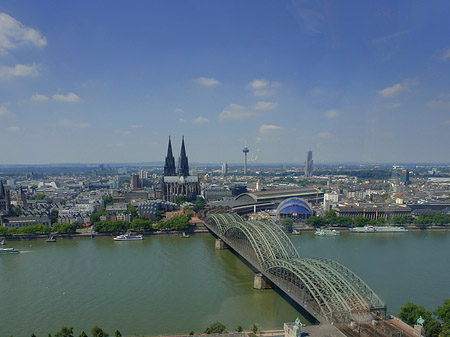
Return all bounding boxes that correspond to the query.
[0,161,449,169]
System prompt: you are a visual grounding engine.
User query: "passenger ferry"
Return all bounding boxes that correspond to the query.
[350,226,407,233]
[113,232,144,241]
[314,228,340,236]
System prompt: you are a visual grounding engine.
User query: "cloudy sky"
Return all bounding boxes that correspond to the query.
[0,1,449,165]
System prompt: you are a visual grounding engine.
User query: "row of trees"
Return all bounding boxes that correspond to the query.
[94,214,191,233]
[305,210,450,227]
[0,223,79,236]
[399,299,450,337]
[0,223,51,235]
[187,322,259,336]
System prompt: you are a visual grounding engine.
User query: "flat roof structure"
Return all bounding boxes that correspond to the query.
[235,188,323,205]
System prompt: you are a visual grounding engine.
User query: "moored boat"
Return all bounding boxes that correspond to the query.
[46,234,56,242]
[315,228,340,236]
[0,247,20,254]
[349,225,376,233]
[113,232,144,241]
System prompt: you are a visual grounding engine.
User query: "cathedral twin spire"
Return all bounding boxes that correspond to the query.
[164,136,190,177]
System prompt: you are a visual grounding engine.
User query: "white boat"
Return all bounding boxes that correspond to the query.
[0,239,5,245]
[374,226,408,233]
[0,247,20,254]
[349,225,377,233]
[113,233,144,241]
[315,228,340,236]
[350,225,407,233]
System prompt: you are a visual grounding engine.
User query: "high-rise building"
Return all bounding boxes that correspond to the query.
[243,140,249,175]
[161,137,200,203]
[222,162,228,175]
[400,169,411,185]
[305,150,313,177]
[131,174,141,189]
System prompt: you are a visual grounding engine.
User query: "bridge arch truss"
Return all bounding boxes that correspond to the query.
[205,213,386,324]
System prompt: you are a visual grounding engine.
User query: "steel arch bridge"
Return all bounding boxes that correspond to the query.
[205,213,386,324]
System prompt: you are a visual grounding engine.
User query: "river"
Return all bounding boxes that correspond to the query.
[0,231,449,337]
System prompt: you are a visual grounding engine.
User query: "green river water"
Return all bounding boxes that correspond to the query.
[0,231,449,337]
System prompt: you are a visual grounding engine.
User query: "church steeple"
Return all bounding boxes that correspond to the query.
[164,136,176,176]
[0,181,5,198]
[178,136,190,177]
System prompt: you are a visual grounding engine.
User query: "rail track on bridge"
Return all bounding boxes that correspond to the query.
[205,213,386,324]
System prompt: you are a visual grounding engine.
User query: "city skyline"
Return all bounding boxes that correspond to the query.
[1,1,450,165]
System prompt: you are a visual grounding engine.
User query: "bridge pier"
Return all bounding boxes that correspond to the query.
[253,273,273,290]
[215,238,229,250]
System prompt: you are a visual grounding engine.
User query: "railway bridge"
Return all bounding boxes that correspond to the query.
[205,213,386,324]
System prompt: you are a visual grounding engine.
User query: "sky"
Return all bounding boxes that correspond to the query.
[0,0,449,165]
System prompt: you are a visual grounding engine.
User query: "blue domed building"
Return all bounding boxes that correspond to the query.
[276,198,312,220]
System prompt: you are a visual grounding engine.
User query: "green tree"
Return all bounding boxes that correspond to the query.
[188,330,194,335]
[175,195,186,206]
[50,210,59,224]
[281,218,294,231]
[114,330,122,337]
[305,216,326,227]
[236,326,243,332]
[30,194,46,200]
[103,196,113,205]
[91,326,108,337]
[251,324,259,334]
[399,302,431,326]
[204,322,226,334]
[435,299,450,326]
[55,327,74,337]
[53,223,77,234]
[79,332,88,337]
[193,196,206,210]
[424,319,442,337]
[127,205,138,217]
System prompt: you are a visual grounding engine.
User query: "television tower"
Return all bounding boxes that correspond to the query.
[243,140,249,175]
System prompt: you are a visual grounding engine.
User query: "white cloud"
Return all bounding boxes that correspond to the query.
[378,79,419,97]
[31,93,48,101]
[442,48,450,60]
[0,63,39,78]
[324,109,340,118]
[52,93,81,103]
[192,116,209,124]
[115,130,132,135]
[130,125,143,129]
[7,126,23,131]
[175,108,184,113]
[218,104,256,121]
[249,79,270,89]
[248,79,280,96]
[427,93,450,109]
[444,120,450,125]
[193,77,220,87]
[317,131,333,139]
[0,12,47,55]
[0,105,8,117]
[259,124,283,134]
[178,118,187,123]
[54,119,90,128]
[253,101,278,110]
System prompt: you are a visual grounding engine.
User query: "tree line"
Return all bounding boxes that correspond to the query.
[399,299,450,337]
[0,223,78,236]
[94,214,191,233]
[304,210,450,227]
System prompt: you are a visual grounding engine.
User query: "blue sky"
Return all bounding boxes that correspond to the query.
[0,1,449,164]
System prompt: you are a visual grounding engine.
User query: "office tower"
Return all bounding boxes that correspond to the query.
[222,162,228,175]
[305,151,313,177]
